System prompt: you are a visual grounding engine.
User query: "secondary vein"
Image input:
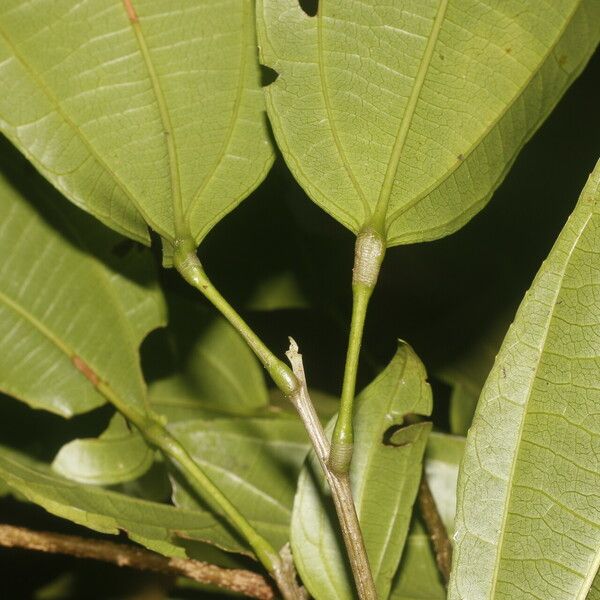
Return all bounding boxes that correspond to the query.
[317,1,370,221]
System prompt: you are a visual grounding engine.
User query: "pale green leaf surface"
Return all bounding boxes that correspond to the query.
[257,0,599,244]
[0,444,251,558]
[0,0,273,250]
[291,343,432,600]
[425,432,465,534]
[450,160,600,599]
[52,413,154,485]
[170,416,309,551]
[0,160,164,417]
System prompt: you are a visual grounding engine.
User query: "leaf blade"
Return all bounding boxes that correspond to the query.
[52,414,155,486]
[0,444,249,558]
[257,0,600,243]
[170,416,310,551]
[450,159,600,599]
[0,0,273,250]
[0,152,165,417]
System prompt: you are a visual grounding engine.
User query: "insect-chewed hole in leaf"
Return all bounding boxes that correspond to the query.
[383,421,426,447]
[298,0,318,16]
[260,64,279,87]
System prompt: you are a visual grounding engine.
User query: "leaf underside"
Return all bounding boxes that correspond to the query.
[450,160,600,599]
[148,297,270,421]
[0,152,164,417]
[0,444,252,558]
[0,0,273,254]
[258,0,600,244]
[52,413,154,485]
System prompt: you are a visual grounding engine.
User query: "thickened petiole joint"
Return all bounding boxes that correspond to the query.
[352,229,385,290]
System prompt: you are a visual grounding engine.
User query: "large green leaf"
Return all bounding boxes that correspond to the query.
[257,0,599,243]
[0,444,251,558]
[170,416,309,551]
[0,154,165,417]
[291,343,432,600]
[450,160,600,599]
[52,414,154,485]
[0,0,272,251]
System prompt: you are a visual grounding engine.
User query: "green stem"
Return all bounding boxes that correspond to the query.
[329,229,385,475]
[329,284,372,473]
[95,380,280,575]
[173,239,298,398]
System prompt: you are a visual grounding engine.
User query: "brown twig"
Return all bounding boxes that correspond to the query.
[417,475,453,584]
[0,524,275,600]
[286,339,376,600]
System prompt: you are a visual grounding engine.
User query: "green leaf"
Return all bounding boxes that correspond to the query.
[425,432,465,533]
[0,0,273,252]
[390,520,446,600]
[0,444,251,558]
[257,0,599,243]
[169,416,309,551]
[148,297,269,421]
[450,160,600,599]
[391,432,465,600]
[52,413,154,485]
[0,154,165,417]
[291,342,432,600]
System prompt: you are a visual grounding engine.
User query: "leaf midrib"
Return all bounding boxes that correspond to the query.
[186,1,249,222]
[0,263,139,406]
[122,0,185,240]
[41,195,151,362]
[0,288,73,358]
[488,208,595,598]
[0,25,165,241]
[371,0,449,232]
[386,0,582,232]
[317,1,370,221]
